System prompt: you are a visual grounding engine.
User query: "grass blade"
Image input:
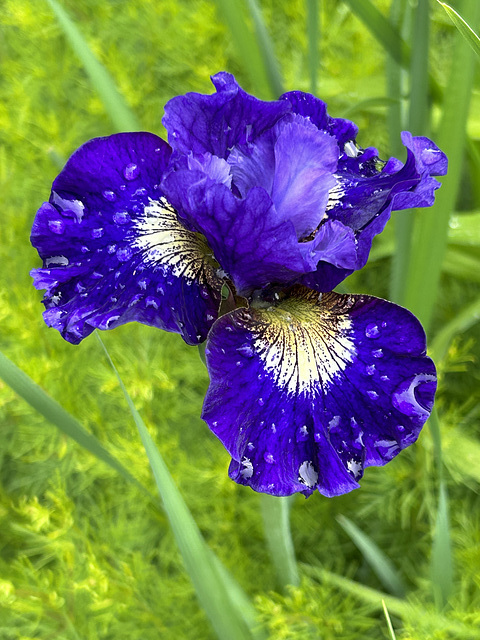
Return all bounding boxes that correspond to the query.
[430,481,454,610]
[403,0,480,332]
[0,349,150,498]
[342,0,443,103]
[96,334,260,640]
[306,0,320,94]
[303,565,480,638]
[260,495,299,591]
[245,0,284,97]
[382,599,397,640]
[46,0,140,131]
[213,0,274,99]
[430,295,480,362]
[436,1,480,58]
[336,515,406,597]
[390,0,430,304]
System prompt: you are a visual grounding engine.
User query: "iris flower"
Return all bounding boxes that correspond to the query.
[31,73,447,497]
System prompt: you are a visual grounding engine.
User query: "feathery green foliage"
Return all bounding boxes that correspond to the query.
[2,0,480,637]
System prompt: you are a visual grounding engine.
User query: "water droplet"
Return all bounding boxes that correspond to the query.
[247,442,255,451]
[113,211,130,225]
[123,163,140,181]
[372,349,383,358]
[392,373,436,419]
[367,390,379,400]
[91,228,104,239]
[48,220,65,234]
[258,397,265,406]
[365,323,380,338]
[298,461,318,487]
[145,296,159,309]
[365,364,376,376]
[264,452,275,464]
[296,425,309,442]
[45,255,69,267]
[240,457,254,478]
[328,415,341,432]
[381,375,389,382]
[381,321,387,328]
[105,314,120,329]
[134,187,148,197]
[116,246,133,262]
[374,438,400,458]
[80,245,90,253]
[237,343,254,358]
[236,361,242,367]
[102,189,116,202]
[396,425,405,433]
[107,244,117,254]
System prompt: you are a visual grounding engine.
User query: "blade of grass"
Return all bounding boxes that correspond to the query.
[342,0,443,103]
[382,599,397,640]
[336,515,406,597]
[260,495,299,591]
[390,0,430,303]
[213,0,274,99]
[306,0,320,94]
[303,565,480,638]
[46,0,140,132]
[430,295,480,362]
[436,0,480,58]
[244,0,284,97]
[430,481,454,610]
[96,334,260,640]
[403,0,480,332]
[0,349,151,499]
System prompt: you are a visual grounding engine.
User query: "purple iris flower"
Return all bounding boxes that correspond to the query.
[31,72,446,497]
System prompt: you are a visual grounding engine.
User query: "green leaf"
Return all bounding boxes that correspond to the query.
[336,515,406,598]
[306,0,320,94]
[430,481,454,610]
[303,565,480,638]
[0,349,150,499]
[390,0,430,305]
[245,0,284,97]
[431,295,480,362]
[260,494,299,591]
[213,0,274,99]
[382,599,397,640]
[343,0,443,103]
[448,211,480,245]
[436,0,480,58]
[46,0,140,132]
[403,0,480,332]
[96,335,261,640]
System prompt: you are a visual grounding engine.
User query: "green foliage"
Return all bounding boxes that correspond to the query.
[1,0,480,638]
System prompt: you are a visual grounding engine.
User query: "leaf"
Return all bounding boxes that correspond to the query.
[244,0,284,97]
[0,349,151,499]
[403,0,480,332]
[260,494,299,591]
[212,0,274,99]
[436,1,480,58]
[46,0,140,132]
[382,599,397,640]
[303,565,480,638]
[430,481,454,610]
[96,334,262,640]
[431,295,480,362]
[336,515,406,597]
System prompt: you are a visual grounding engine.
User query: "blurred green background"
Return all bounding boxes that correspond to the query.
[1,0,480,638]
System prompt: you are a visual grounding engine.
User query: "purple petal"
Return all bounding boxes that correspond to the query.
[202,286,436,497]
[31,133,222,344]
[163,72,290,158]
[280,90,358,145]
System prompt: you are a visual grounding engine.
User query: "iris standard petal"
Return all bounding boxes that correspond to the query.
[31,133,222,344]
[202,286,436,497]
[163,72,290,158]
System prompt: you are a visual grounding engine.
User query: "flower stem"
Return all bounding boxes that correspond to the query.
[260,494,299,590]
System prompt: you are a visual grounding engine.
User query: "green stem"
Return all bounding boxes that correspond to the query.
[260,495,299,590]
